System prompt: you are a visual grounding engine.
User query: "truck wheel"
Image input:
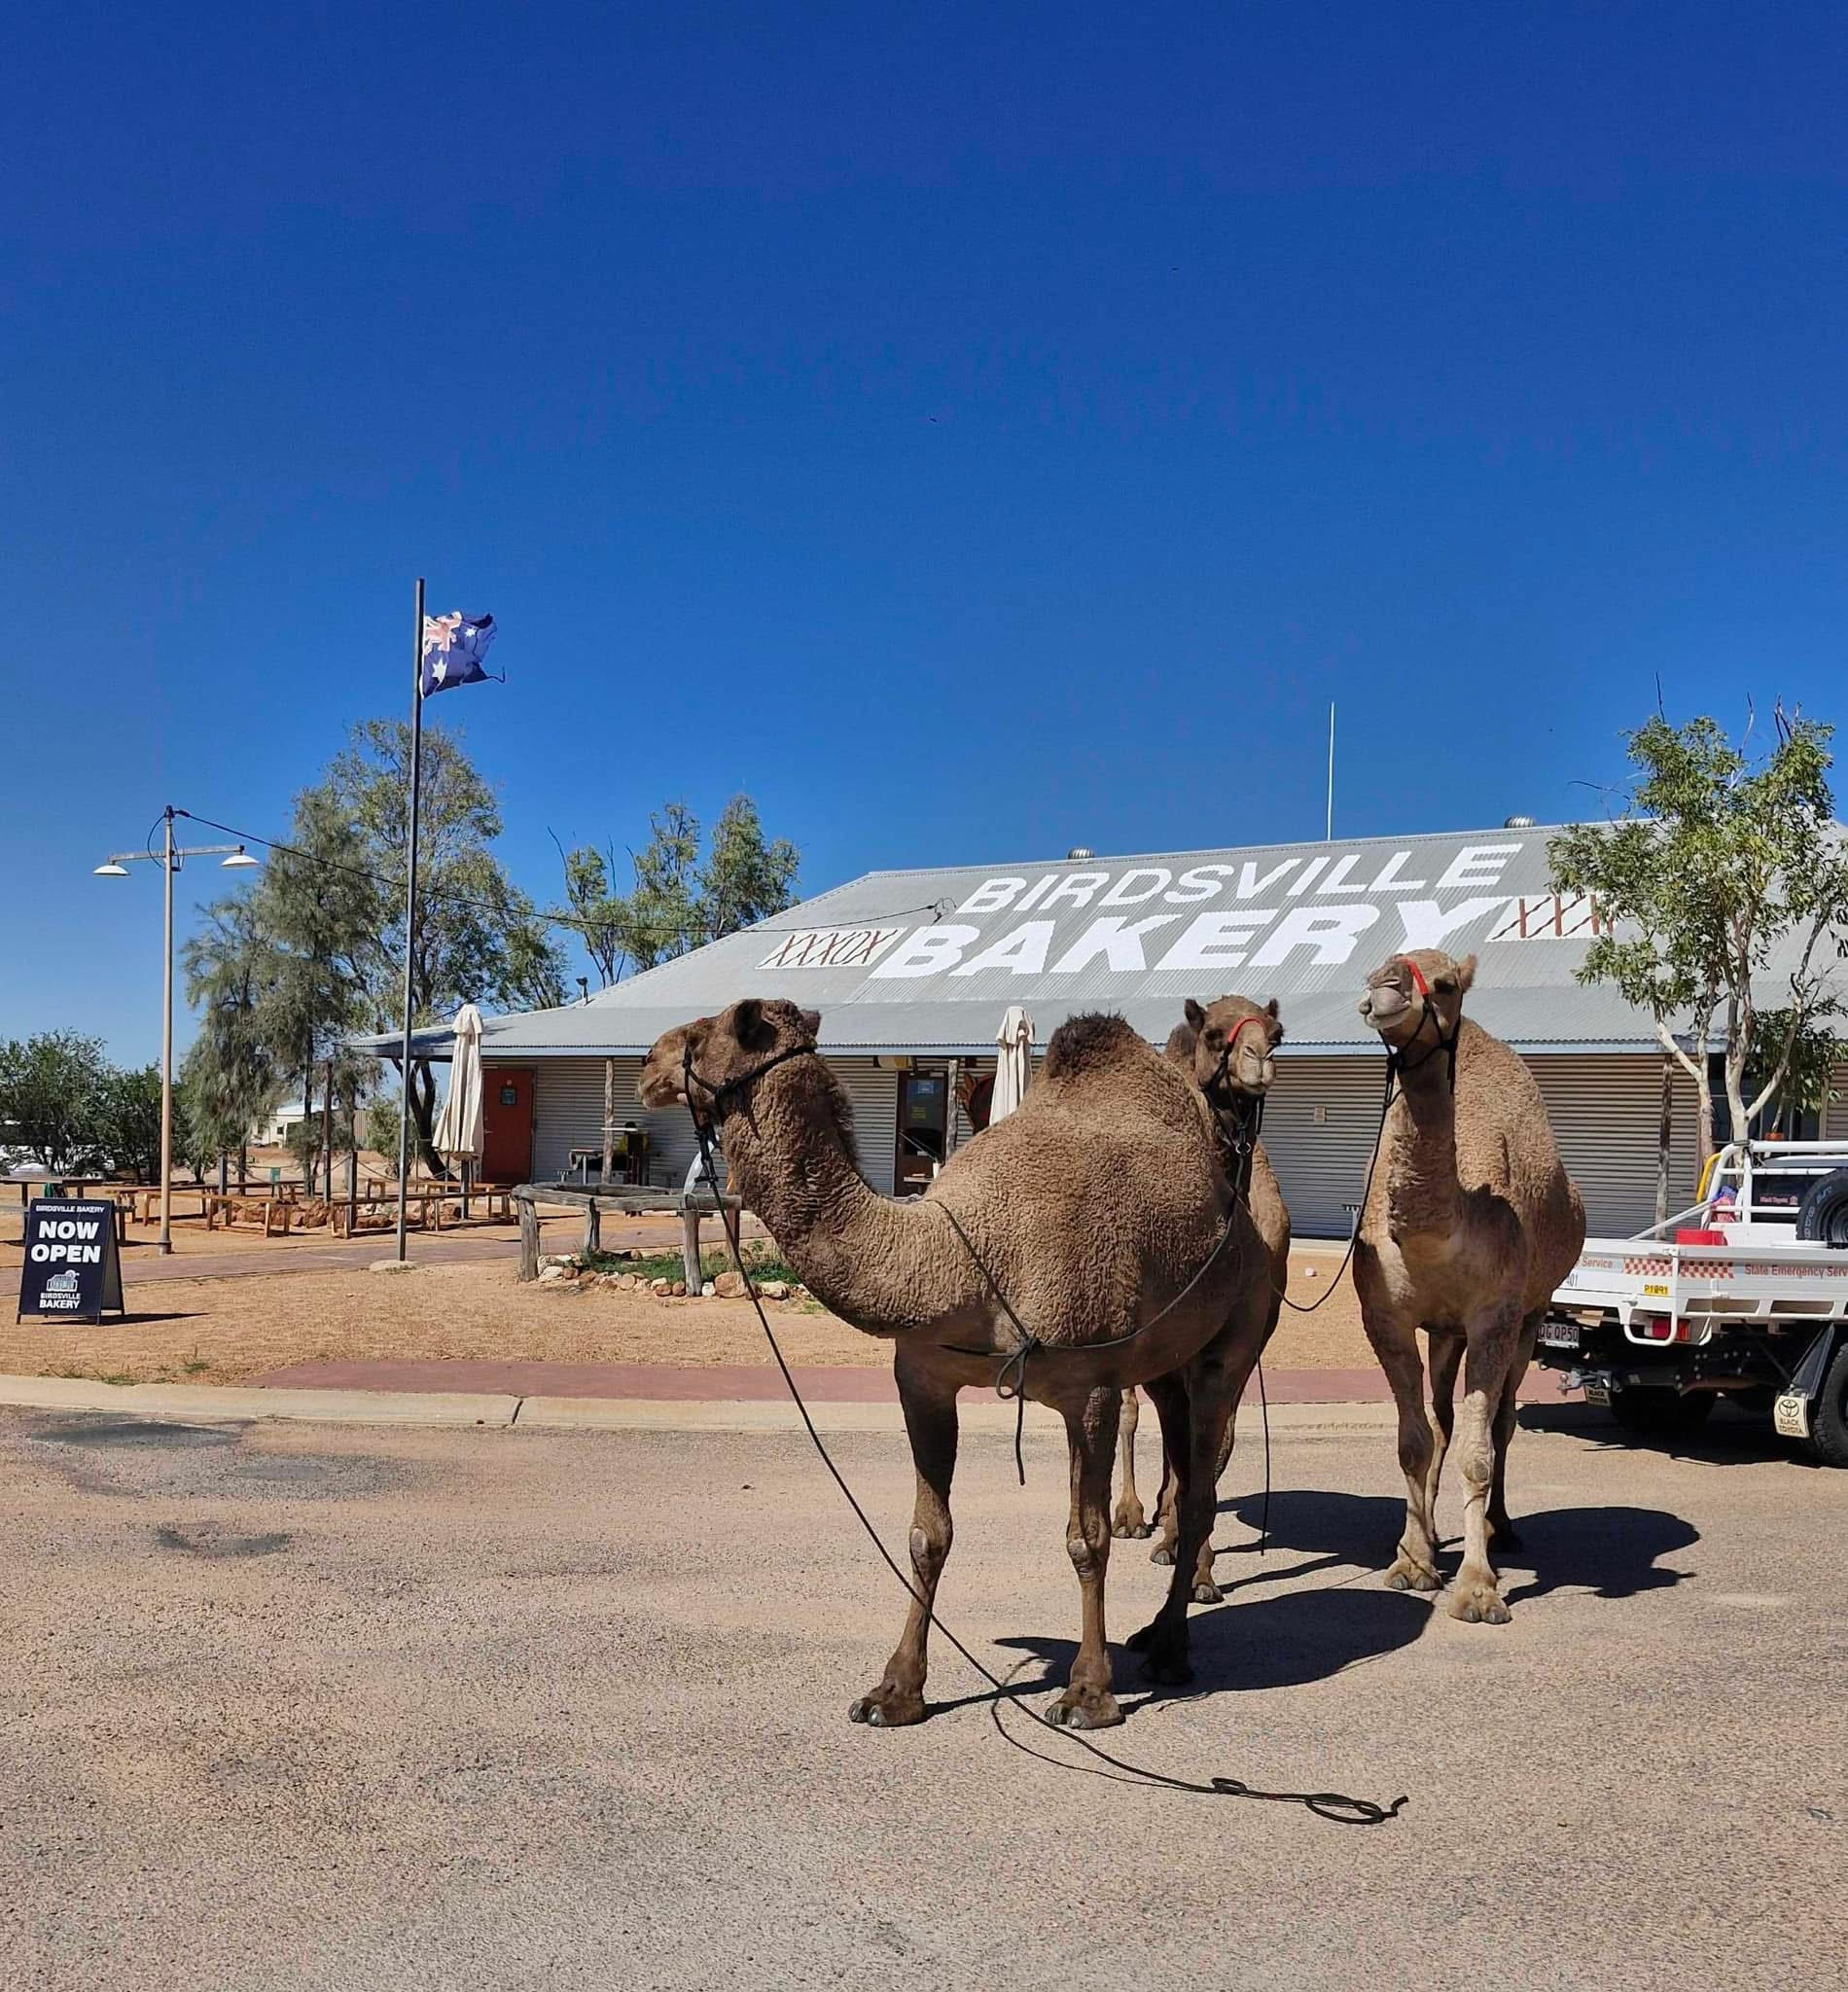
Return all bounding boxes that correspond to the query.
[1608,1387,1715,1437]
[1795,1169,1848,1246]
[1803,1346,1848,1469]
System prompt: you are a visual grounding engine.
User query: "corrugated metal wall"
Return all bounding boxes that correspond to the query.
[1260,1052,1703,1241]
[528,1055,900,1196]
[525,1048,1704,1240]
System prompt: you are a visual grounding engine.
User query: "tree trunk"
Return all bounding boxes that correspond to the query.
[1655,1054,1673,1227]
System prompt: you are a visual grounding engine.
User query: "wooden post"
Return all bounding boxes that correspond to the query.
[582,1196,601,1258]
[601,1056,615,1184]
[346,1085,359,1236]
[682,1200,702,1292]
[943,1056,960,1164]
[517,1191,539,1281]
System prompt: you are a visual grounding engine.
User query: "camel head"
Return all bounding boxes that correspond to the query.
[1179,994,1283,1099]
[639,998,824,1114]
[1357,949,1475,1051]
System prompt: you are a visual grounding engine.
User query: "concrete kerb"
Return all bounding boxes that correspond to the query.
[0,1372,1400,1440]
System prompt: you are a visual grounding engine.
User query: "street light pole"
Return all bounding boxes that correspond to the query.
[94,814,259,1256]
[160,807,175,1252]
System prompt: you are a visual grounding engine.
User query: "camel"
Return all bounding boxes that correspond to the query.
[1113,996,1293,1605]
[1355,949,1585,1623]
[638,997,1274,1730]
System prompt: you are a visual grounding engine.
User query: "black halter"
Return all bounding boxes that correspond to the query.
[682,1038,819,1133]
[1384,995,1459,1089]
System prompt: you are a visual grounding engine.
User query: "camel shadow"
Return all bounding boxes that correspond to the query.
[1488,1504,1698,1605]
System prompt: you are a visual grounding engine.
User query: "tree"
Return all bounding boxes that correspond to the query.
[1549,711,1848,1193]
[182,899,288,1188]
[701,795,800,943]
[91,1065,163,1183]
[553,794,800,984]
[190,721,567,1174]
[0,1032,113,1174]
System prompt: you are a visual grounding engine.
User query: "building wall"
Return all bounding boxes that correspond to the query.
[528,1055,902,1195]
[525,1048,1705,1243]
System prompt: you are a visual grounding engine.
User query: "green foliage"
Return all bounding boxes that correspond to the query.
[1549,711,1848,1153]
[0,1031,113,1174]
[555,793,800,984]
[91,1065,163,1183]
[575,1246,800,1285]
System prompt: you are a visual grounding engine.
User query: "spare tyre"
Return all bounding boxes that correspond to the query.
[1795,1169,1848,1247]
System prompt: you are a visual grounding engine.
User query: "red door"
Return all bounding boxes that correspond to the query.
[480,1067,535,1184]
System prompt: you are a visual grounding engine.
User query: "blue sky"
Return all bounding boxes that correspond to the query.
[5,3,1845,1064]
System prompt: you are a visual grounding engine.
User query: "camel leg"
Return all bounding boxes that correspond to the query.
[1364,1304,1441,1592]
[848,1364,958,1727]
[1127,1352,1235,1681]
[1048,1385,1124,1729]
[1111,1387,1153,1539]
[1488,1315,1539,1549]
[1423,1330,1465,1542]
[1448,1306,1522,1624]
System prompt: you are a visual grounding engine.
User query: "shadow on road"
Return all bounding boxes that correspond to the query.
[1519,1400,1814,1470]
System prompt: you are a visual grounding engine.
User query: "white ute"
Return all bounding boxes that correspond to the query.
[1539,1139,1848,1466]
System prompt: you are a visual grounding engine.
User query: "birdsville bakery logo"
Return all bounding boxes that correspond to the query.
[803,843,1537,981]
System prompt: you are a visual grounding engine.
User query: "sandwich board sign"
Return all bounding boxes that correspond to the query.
[16,1199,124,1324]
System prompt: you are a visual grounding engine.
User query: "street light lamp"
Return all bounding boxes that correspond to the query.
[92,807,262,1254]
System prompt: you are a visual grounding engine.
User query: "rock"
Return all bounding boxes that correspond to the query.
[619,1273,637,1290]
[672,1280,688,1298]
[627,1248,646,1261]
[757,1280,790,1300]
[650,1278,673,1298]
[712,1268,747,1299]
[701,1282,717,1298]
[537,1263,570,1284]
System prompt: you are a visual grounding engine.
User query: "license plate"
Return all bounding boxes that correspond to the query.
[1539,1320,1579,1350]
[1773,1393,1811,1441]
[1643,1282,1669,1297]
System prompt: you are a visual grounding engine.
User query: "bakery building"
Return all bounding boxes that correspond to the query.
[387,823,1844,1240]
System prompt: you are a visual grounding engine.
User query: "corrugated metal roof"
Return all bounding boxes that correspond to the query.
[382,822,1844,1059]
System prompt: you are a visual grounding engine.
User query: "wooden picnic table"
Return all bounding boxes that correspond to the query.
[205,1192,296,1237]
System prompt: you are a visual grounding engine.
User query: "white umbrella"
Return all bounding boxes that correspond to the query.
[990,1005,1035,1123]
[433,1004,485,1175]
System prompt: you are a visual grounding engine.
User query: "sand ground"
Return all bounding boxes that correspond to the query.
[0,1234,1369,1384]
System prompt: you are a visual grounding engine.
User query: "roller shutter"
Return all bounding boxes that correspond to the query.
[1527,1054,1702,1239]
[1262,1057,1389,1240]
[833,1058,899,1195]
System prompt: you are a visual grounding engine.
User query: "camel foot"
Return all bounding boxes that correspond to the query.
[1191,1580,1223,1605]
[848,1682,927,1728]
[1126,1618,1193,1685]
[1148,1541,1177,1567]
[1046,1684,1122,1731]
[1111,1505,1152,1541]
[1446,1567,1511,1625]
[1383,1552,1441,1593]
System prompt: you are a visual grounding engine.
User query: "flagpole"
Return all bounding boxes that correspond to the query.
[395,576,426,1263]
[1326,701,1336,841]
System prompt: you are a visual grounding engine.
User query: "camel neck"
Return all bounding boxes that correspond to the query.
[1385,1058,1461,1241]
[717,1074,970,1336]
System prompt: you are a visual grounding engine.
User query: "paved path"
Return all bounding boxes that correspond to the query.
[1,1404,1838,1991]
[0,1212,709,1292]
[243,1354,1571,1405]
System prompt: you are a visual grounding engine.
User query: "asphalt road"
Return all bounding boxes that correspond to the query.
[1,1404,1842,1991]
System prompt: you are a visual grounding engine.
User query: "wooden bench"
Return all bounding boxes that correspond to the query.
[205,1192,295,1237]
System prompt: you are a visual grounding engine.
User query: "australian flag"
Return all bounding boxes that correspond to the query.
[420,612,499,696]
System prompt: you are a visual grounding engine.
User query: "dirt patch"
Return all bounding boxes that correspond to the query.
[0,1243,1372,1386]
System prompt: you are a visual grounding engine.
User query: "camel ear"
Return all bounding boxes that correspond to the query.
[1264,997,1279,1019]
[1455,953,1477,995]
[730,998,765,1045]
[1184,997,1206,1030]
[799,1008,821,1040]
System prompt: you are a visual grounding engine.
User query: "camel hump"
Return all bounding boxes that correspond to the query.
[1041,1012,1147,1082]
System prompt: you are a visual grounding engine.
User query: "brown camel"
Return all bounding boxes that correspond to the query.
[1113,996,1293,1604]
[1355,949,1585,1622]
[639,998,1274,1730]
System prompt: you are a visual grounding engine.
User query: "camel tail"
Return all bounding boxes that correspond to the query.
[1041,1012,1146,1081]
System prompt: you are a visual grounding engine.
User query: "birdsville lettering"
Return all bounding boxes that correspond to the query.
[844,843,1528,979]
[16,1199,124,1324]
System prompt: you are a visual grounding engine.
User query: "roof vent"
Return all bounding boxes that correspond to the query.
[1067,845,1094,860]
[1504,814,1536,829]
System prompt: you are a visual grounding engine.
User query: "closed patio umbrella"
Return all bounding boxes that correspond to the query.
[433,1004,485,1184]
[990,1005,1035,1123]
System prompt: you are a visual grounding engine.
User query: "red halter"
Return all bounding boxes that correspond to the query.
[1399,958,1430,997]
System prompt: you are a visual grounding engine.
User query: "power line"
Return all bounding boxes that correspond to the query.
[171,808,949,952]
